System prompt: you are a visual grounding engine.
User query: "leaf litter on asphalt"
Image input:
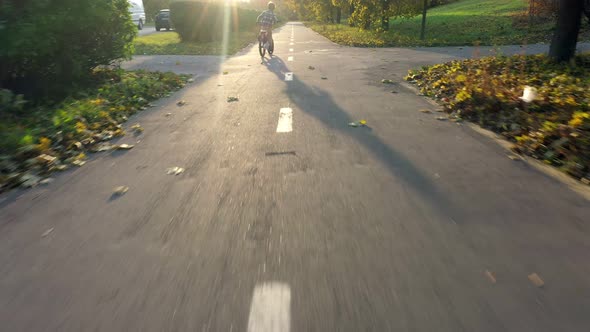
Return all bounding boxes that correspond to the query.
[41,228,54,238]
[115,144,134,150]
[112,186,129,196]
[177,100,187,106]
[227,97,239,103]
[348,120,367,128]
[166,167,185,175]
[131,124,144,134]
[528,273,545,288]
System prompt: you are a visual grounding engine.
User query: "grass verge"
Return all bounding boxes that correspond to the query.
[0,69,189,192]
[405,54,590,184]
[134,31,258,55]
[308,0,589,47]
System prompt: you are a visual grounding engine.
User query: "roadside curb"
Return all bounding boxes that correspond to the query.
[401,81,590,202]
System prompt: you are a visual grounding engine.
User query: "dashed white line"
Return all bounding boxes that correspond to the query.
[247,282,291,332]
[289,48,294,52]
[289,42,294,46]
[276,108,293,133]
[288,56,293,61]
[284,72,293,81]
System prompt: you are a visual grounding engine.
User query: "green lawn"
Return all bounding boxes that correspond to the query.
[134,31,258,55]
[309,0,588,47]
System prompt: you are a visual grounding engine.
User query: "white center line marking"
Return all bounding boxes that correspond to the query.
[287,56,293,61]
[289,42,294,46]
[284,72,293,81]
[248,283,291,332]
[289,48,294,52]
[276,108,293,133]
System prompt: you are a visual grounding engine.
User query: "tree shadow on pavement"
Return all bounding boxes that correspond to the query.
[263,55,461,222]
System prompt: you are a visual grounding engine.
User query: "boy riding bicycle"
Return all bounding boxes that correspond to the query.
[257,2,278,53]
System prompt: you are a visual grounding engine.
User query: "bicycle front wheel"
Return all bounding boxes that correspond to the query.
[259,41,266,57]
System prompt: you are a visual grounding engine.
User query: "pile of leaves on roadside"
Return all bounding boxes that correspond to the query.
[405,53,590,184]
[0,69,189,192]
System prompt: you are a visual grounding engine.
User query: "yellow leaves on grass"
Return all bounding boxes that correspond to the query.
[455,74,467,83]
[37,137,51,152]
[75,121,87,134]
[455,89,472,103]
[569,112,590,128]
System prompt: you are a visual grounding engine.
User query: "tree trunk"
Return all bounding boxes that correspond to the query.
[336,7,342,24]
[420,0,428,40]
[349,3,355,26]
[549,0,584,62]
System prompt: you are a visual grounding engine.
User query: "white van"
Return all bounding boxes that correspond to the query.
[129,0,146,30]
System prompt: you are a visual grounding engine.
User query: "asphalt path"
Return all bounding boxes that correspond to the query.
[1,22,590,332]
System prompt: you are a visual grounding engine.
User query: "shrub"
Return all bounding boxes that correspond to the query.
[170,1,259,42]
[0,0,136,100]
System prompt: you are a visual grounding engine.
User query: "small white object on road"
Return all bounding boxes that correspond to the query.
[284,72,293,81]
[276,108,293,133]
[247,282,291,332]
[288,56,293,62]
[289,48,294,52]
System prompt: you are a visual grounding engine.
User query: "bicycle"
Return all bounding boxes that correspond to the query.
[258,29,274,57]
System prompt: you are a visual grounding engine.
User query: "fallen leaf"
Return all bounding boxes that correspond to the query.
[381,79,394,84]
[21,173,41,188]
[419,109,432,114]
[165,113,172,117]
[581,178,590,185]
[112,186,129,196]
[308,66,315,70]
[391,90,398,94]
[359,120,367,126]
[436,117,448,121]
[528,273,544,288]
[41,228,54,237]
[508,155,521,161]
[131,124,144,133]
[484,270,497,284]
[348,122,359,127]
[177,100,187,106]
[187,78,195,83]
[72,160,86,167]
[321,76,328,80]
[95,143,114,152]
[115,144,134,150]
[36,154,57,165]
[54,165,68,171]
[39,178,54,185]
[227,97,239,103]
[74,142,83,149]
[166,167,185,175]
[223,71,229,75]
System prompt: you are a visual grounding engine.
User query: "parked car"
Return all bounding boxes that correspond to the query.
[155,9,172,31]
[129,0,146,30]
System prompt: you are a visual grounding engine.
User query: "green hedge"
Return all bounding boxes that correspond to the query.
[170,1,259,42]
[0,0,136,100]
